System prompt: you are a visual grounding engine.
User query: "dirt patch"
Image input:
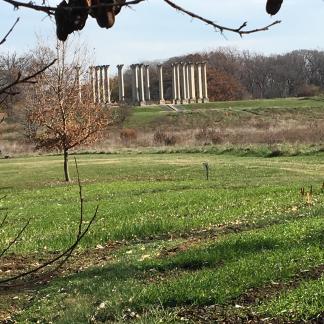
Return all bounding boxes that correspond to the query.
[0,241,125,321]
[158,237,202,258]
[0,240,125,287]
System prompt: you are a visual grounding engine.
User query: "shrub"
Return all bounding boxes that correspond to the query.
[195,128,223,145]
[120,128,137,146]
[296,84,321,97]
[153,130,177,146]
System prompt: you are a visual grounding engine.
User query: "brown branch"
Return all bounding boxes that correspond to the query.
[0,59,57,96]
[51,158,88,271]
[2,0,280,36]
[75,157,83,238]
[0,213,8,229]
[0,161,99,286]
[2,0,146,15]
[0,218,31,258]
[0,208,98,285]
[162,0,281,36]
[0,17,19,46]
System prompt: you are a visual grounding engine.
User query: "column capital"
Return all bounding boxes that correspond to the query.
[117,64,124,70]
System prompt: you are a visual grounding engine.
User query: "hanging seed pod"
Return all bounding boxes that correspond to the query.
[69,0,89,31]
[55,1,72,41]
[88,0,115,28]
[266,0,283,15]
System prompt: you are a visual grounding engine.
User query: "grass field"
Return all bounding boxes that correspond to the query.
[0,151,323,323]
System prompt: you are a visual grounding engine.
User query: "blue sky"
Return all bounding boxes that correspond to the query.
[2,0,324,74]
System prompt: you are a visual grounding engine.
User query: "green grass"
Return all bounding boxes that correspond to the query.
[258,275,324,320]
[0,152,323,322]
[183,97,324,110]
[124,97,324,130]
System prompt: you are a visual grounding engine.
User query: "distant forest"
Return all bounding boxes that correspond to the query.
[118,48,324,103]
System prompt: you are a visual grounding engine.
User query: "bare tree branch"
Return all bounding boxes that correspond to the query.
[0,213,8,229]
[162,0,281,36]
[0,17,20,45]
[1,0,281,36]
[0,59,57,96]
[0,218,31,258]
[2,0,145,15]
[0,160,99,287]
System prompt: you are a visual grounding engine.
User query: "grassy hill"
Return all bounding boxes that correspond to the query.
[125,97,324,130]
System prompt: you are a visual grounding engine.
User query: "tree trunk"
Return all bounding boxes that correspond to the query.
[63,148,70,182]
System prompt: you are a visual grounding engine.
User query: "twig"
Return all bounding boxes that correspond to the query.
[1,0,280,36]
[0,206,98,285]
[2,0,145,15]
[0,59,57,96]
[0,17,20,45]
[0,218,31,258]
[162,0,281,36]
[0,213,8,229]
[74,157,83,238]
[0,160,99,286]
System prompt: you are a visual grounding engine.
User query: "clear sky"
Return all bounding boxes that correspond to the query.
[2,0,324,74]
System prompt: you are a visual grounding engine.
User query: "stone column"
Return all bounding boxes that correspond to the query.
[196,62,203,103]
[103,65,111,104]
[181,62,188,104]
[175,62,181,104]
[171,64,177,104]
[89,67,94,103]
[138,64,145,105]
[144,65,151,102]
[117,64,125,103]
[157,64,165,104]
[202,61,209,103]
[189,63,196,103]
[131,64,139,104]
[94,66,100,103]
[99,66,104,103]
[186,64,190,102]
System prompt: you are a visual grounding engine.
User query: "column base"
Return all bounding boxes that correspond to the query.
[189,99,196,104]
[203,98,209,103]
[181,99,188,104]
[196,98,203,103]
[159,100,166,105]
[175,100,181,105]
[139,101,146,106]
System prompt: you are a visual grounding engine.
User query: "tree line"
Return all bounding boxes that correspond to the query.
[122,48,324,102]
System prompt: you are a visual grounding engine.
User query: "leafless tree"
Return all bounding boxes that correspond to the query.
[25,39,109,182]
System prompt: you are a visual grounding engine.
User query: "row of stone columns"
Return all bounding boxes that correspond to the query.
[90,62,208,105]
[170,62,209,104]
[130,64,151,105]
[89,65,111,104]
